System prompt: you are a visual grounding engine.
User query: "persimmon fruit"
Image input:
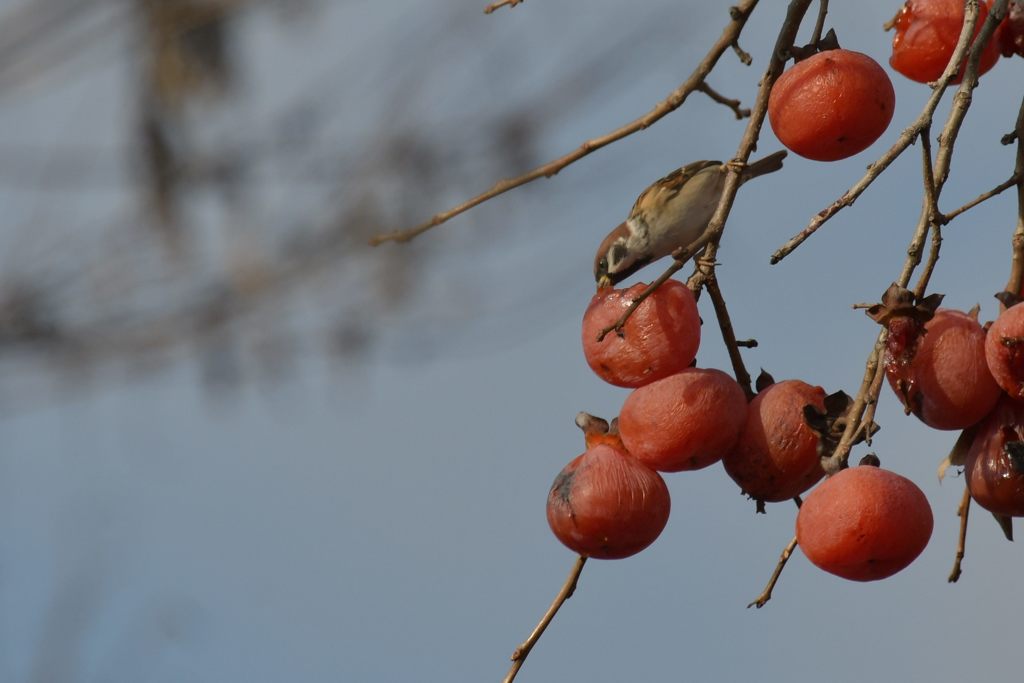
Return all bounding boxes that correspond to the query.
[886,308,1001,430]
[618,368,748,472]
[1000,0,1024,57]
[768,49,895,161]
[582,279,700,388]
[546,441,671,560]
[965,396,1024,517]
[984,302,1024,398]
[796,462,933,581]
[722,379,827,503]
[889,0,1002,83]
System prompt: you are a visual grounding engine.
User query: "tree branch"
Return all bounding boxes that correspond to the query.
[503,555,587,683]
[484,0,524,13]
[810,0,829,45]
[369,0,762,245]
[948,486,971,583]
[748,496,803,609]
[942,172,1022,224]
[1002,94,1024,300]
[697,82,751,119]
[705,276,755,399]
[821,0,1005,475]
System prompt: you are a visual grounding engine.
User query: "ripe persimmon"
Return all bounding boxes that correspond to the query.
[582,279,700,388]
[889,0,1002,83]
[768,49,895,161]
[547,437,671,560]
[722,379,827,503]
[618,368,748,472]
[965,396,1024,517]
[796,462,933,581]
[887,308,1001,429]
[984,302,1024,398]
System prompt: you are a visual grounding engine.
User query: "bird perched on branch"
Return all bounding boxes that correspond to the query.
[594,150,787,287]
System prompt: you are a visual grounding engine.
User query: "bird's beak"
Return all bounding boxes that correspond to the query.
[597,274,613,290]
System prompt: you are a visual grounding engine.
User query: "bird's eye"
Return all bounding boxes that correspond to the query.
[598,257,608,271]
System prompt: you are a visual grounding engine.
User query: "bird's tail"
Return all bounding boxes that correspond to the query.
[743,150,788,181]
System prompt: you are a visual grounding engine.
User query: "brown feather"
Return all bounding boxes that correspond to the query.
[630,160,720,218]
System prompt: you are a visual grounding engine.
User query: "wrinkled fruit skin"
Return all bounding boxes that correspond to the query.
[884,315,927,406]
[890,0,1002,83]
[546,443,671,559]
[1000,0,1024,57]
[965,396,1024,516]
[796,465,933,582]
[887,309,1001,429]
[984,302,1024,398]
[619,368,748,472]
[582,280,700,388]
[768,49,895,161]
[722,380,827,503]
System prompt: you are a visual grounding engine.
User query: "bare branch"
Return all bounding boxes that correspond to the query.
[705,276,755,399]
[810,0,829,45]
[821,336,885,475]
[914,128,943,298]
[948,486,971,583]
[943,172,1022,223]
[484,0,524,13]
[1002,94,1024,300]
[503,555,587,683]
[697,82,751,119]
[370,0,762,245]
[748,496,803,609]
[748,535,798,609]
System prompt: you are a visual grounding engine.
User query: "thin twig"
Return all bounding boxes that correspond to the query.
[705,276,754,399]
[503,555,587,683]
[748,535,798,608]
[931,1,1009,192]
[810,0,829,45]
[731,40,753,65]
[484,0,524,13]
[697,82,751,119]
[914,127,943,298]
[770,1,987,265]
[948,486,971,583]
[856,353,887,447]
[1002,95,1024,300]
[822,335,885,475]
[370,0,762,246]
[943,172,1022,223]
[748,496,802,609]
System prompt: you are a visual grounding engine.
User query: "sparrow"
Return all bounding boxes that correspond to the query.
[594,150,787,287]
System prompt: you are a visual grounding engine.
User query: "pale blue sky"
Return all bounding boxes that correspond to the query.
[1,1,1022,681]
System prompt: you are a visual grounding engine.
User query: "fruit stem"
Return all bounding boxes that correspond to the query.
[503,555,587,683]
